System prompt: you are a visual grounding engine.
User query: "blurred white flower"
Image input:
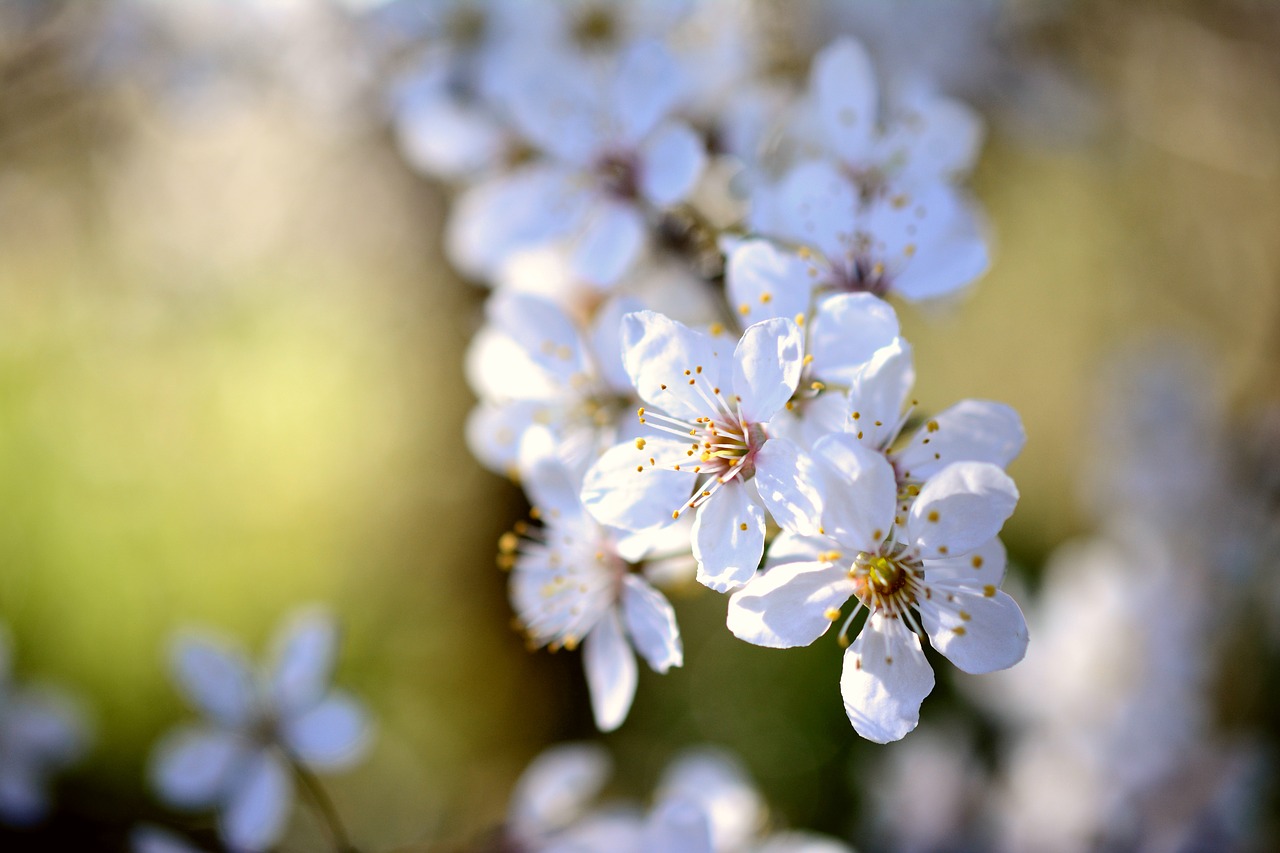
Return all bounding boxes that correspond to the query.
[508,743,853,853]
[0,627,90,826]
[506,436,685,732]
[148,606,372,852]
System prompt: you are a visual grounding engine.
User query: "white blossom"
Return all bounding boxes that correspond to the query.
[582,310,806,591]
[728,436,1027,741]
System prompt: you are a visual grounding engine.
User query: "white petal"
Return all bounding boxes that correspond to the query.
[732,318,804,424]
[612,40,685,144]
[219,751,293,853]
[810,434,898,552]
[394,91,507,180]
[149,726,245,809]
[811,38,879,165]
[487,292,589,384]
[893,400,1025,483]
[845,338,915,449]
[877,188,988,302]
[571,200,645,286]
[923,537,1007,587]
[170,635,256,728]
[445,165,585,281]
[884,90,984,187]
[581,439,694,533]
[588,296,645,393]
[692,484,765,592]
[764,530,833,569]
[583,610,639,732]
[522,435,590,524]
[509,57,604,166]
[725,239,814,326]
[464,400,542,476]
[763,161,859,261]
[464,325,562,401]
[639,122,706,206]
[767,390,854,454]
[268,606,336,715]
[753,439,824,537]
[280,691,372,770]
[0,765,46,825]
[907,462,1019,560]
[640,797,714,853]
[620,576,683,673]
[920,588,1029,675]
[807,293,901,386]
[508,743,612,835]
[840,615,935,743]
[727,562,854,649]
[656,749,764,853]
[621,311,722,420]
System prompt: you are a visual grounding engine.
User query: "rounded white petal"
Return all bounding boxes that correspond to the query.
[763,161,859,261]
[920,587,1029,675]
[640,797,714,853]
[149,725,245,809]
[509,743,612,835]
[621,311,723,420]
[885,91,984,187]
[280,691,372,770]
[268,606,337,715]
[923,537,1007,587]
[612,40,685,144]
[583,610,639,732]
[487,292,589,385]
[571,200,646,287]
[727,562,854,649]
[840,615,935,743]
[753,439,825,537]
[812,38,879,165]
[581,439,694,533]
[522,434,590,524]
[589,296,645,393]
[764,530,834,569]
[907,462,1019,560]
[692,484,765,592]
[657,748,764,853]
[845,338,915,449]
[445,165,585,281]
[169,635,256,728]
[880,188,988,302]
[732,318,804,424]
[808,293,901,387]
[639,122,706,206]
[893,399,1025,483]
[620,576,683,674]
[394,91,507,180]
[219,750,293,853]
[465,400,543,476]
[725,240,815,326]
[810,434,898,552]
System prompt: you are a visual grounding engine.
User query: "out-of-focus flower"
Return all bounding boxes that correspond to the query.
[0,627,90,826]
[148,606,372,852]
[446,40,706,287]
[506,437,685,731]
[506,743,853,853]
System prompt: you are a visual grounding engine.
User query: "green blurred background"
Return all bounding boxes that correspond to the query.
[0,0,1278,849]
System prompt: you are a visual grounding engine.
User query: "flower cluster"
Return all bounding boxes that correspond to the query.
[505,742,853,853]
[393,1,1031,741]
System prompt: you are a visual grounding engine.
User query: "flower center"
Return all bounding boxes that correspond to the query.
[850,547,922,616]
[596,152,639,200]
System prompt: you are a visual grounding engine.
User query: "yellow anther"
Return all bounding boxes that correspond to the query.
[637,407,646,417]
[927,510,940,522]
[810,381,825,391]
[709,322,725,336]
[824,607,842,621]
[803,354,814,365]
[794,313,806,325]
[635,438,647,450]
[739,523,748,531]
[952,626,967,636]
[927,419,939,432]
[498,532,519,553]
[738,304,751,315]
[852,411,861,420]
[760,292,772,303]
[983,585,996,597]
[972,555,984,569]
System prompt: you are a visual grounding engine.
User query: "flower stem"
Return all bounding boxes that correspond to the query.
[288,756,357,853]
